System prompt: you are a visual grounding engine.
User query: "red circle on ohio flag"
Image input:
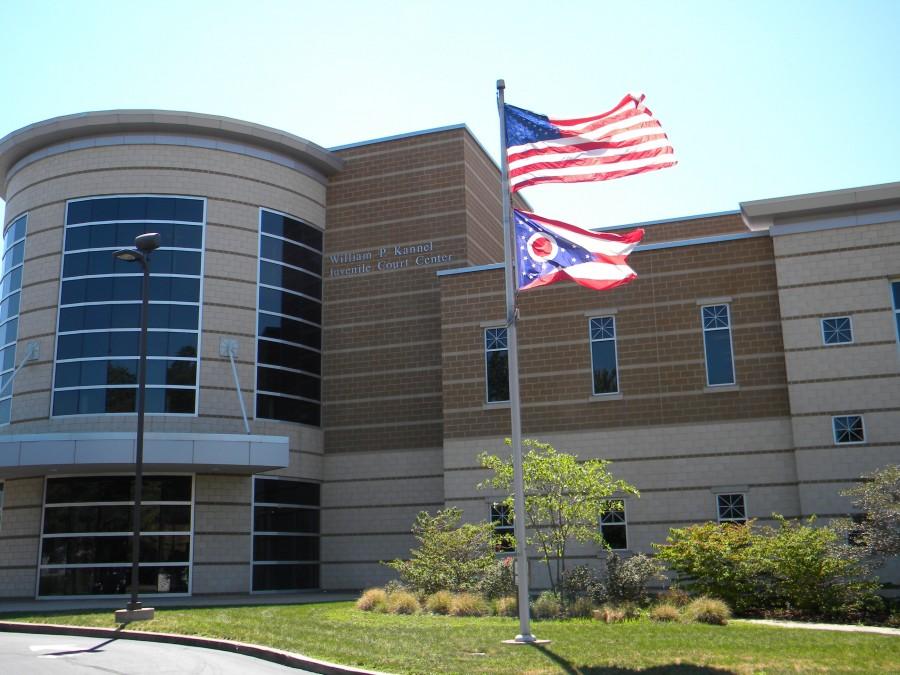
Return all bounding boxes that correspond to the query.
[526,232,558,262]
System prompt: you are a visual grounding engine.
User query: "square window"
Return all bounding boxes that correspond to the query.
[833,415,865,444]
[716,493,746,523]
[490,502,515,552]
[600,499,627,550]
[822,317,853,345]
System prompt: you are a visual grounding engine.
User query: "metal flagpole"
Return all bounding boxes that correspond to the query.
[497,79,541,644]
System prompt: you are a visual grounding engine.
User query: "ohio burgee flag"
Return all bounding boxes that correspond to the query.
[515,209,644,292]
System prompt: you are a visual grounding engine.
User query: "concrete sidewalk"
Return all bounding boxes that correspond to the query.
[0,591,357,615]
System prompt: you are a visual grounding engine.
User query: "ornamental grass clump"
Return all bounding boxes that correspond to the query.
[685,596,731,625]
[424,590,454,615]
[495,596,517,617]
[450,592,490,617]
[657,588,690,607]
[568,596,595,619]
[356,587,388,612]
[649,603,681,622]
[593,605,626,623]
[386,590,420,615]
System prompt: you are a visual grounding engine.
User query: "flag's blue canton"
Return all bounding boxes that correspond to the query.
[514,211,593,287]
[505,104,562,147]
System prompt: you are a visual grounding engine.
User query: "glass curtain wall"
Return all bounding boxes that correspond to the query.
[0,214,26,424]
[53,196,204,416]
[38,475,193,597]
[256,209,322,426]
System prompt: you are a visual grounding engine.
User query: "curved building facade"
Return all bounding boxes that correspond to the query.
[0,111,341,597]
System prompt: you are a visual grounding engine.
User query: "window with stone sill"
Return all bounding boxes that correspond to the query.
[716,493,747,524]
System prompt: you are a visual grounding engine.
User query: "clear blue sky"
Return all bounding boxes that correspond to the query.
[1,0,898,230]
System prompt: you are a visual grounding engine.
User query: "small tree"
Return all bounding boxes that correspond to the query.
[835,464,900,564]
[384,508,495,595]
[479,439,638,593]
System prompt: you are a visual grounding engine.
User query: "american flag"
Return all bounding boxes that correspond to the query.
[515,209,643,292]
[505,94,676,192]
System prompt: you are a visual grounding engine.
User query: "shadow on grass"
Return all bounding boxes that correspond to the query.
[532,643,736,675]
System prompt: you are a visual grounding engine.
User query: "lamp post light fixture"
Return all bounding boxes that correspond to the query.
[113,232,160,624]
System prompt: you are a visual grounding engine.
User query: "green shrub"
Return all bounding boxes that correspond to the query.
[657,588,690,607]
[685,596,731,625]
[356,587,388,612]
[654,517,880,618]
[495,595,518,617]
[384,508,496,595]
[479,557,517,599]
[532,591,563,619]
[649,603,681,622]
[560,564,605,604]
[568,596,595,618]
[450,592,490,617]
[386,590,420,615]
[424,590,454,614]
[605,552,665,605]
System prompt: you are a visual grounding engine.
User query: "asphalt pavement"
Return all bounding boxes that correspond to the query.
[0,631,318,674]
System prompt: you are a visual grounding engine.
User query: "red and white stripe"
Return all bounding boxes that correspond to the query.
[508,93,676,192]
[518,210,644,292]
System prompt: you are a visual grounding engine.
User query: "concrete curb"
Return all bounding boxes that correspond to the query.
[0,621,390,675]
[735,618,900,637]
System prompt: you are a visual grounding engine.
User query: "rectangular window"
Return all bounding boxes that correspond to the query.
[0,481,4,533]
[701,304,735,386]
[600,500,627,550]
[716,493,747,523]
[589,316,619,395]
[0,214,27,425]
[53,197,204,417]
[490,502,515,552]
[256,209,323,427]
[892,281,900,345]
[252,477,320,592]
[484,326,509,403]
[833,415,865,444]
[822,317,853,345]
[38,475,193,597]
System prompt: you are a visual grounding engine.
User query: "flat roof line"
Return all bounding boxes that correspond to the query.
[600,209,741,231]
[329,124,469,151]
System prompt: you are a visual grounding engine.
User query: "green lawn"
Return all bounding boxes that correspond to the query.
[1,602,898,674]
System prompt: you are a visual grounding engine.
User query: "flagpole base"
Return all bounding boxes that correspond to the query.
[503,634,550,645]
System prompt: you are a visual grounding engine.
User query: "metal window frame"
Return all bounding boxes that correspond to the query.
[821,316,854,346]
[490,501,515,552]
[701,303,736,387]
[832,414,866,445]
[600,499,628,550]
[484,325,510,404]
[715,492,748,523]
[254,208,323,426]
[250,475,321,593]
[36,472,195,600]
[51,196,206,419]
[0,213,26,426]
[588,316,620,396]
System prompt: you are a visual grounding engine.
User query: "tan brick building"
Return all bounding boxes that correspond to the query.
[0,111,897,599]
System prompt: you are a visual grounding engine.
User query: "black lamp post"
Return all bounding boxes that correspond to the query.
[113,232,160,624]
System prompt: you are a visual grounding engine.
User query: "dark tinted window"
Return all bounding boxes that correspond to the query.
[260,235,322,275]
[259,261,321,298]
[39,565,189,596]
[256,394,320,425]
[254,507,319,533]
[258,287,321,325]
[257,367,320,400]
[257,339,321,373]
[253,535,318,561]
[67,197,203,225]
[258,314,321,352]
[252,563,318,591]
[44,505,191,534]
[260,210,322,251]
[254,478,319,506]
[45,475,191,504]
